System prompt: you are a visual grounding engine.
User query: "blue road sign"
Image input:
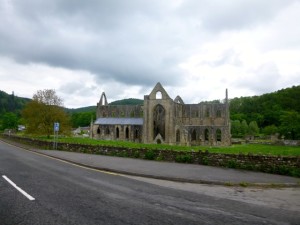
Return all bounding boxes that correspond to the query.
[54,122,60,132]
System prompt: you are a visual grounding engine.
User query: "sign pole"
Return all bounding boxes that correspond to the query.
[53,122,60,150]
[53,126,55,149]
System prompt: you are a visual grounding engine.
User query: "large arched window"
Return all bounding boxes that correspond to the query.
[156,91,162,99]
[153,104,165,139]
[99,92,108,106]
[97,126,100,134]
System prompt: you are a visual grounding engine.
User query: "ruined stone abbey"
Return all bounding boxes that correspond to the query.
[91,82,231,146]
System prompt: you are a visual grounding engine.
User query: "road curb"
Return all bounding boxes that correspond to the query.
[1,138,299,188]
[30,150,300,188]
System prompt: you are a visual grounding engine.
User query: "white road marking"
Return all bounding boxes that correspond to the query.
[2,175,35,201]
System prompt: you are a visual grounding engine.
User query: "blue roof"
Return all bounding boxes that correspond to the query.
[94,117,143,125]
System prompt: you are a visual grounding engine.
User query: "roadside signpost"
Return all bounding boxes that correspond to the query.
[53,122,59,149]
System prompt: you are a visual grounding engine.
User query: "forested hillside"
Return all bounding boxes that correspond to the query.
[109,98,143,105]
[230,85,300,139]
[0,91,30,116]
[66,106,96,114]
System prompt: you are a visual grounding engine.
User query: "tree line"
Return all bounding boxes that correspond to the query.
[0,85,300,139]
[230,85,300,139]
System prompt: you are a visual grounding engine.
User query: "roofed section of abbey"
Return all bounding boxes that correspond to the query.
[91,82,231,146]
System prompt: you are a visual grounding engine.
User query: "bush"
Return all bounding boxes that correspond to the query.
[200,156,210,165]
[144,150,156,160]
[226,160,238,169]
[175,154,192,163]
[133,150,140,158]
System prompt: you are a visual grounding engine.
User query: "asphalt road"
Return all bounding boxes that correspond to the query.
[0,141,299,225]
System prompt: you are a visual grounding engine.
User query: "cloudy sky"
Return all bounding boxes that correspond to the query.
[1,0,299,108]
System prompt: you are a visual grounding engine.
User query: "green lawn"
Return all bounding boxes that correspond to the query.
[38,136,300,156]
[208,144,300,156]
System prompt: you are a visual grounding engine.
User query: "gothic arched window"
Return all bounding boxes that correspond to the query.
[153,104,165,139]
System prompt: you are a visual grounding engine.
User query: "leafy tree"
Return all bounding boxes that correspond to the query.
[262,125,278,135]
[71,112,95,128]
[248,121,259,135]
[229,85,300,128]
[279,111,300,140]
[1,112,18,130]
[231,120,241,137]
[241,120,249,136]
[230,113,247,122]
[22,89,71,138]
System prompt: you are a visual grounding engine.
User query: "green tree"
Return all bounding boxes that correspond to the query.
[279,111,300,140]
[248,121,259,135]
[231,120,241,137]
[241,120,249,136]
[262,125,278,135]
[71,112,95,128]
[1,112,18,130]
[22,89,71,138]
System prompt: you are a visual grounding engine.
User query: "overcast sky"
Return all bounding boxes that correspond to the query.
[1,0,299,108]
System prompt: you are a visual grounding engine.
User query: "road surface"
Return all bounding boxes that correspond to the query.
[0,141,299,225]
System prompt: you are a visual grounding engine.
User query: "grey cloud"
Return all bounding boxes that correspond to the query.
[58,81,97,98]
[0,0,297,92]
[198,48,243,67]
[0,0,186,87]
[177,0,297,31]
[233,62,281,95]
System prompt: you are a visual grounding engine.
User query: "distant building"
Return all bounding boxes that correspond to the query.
[91,82,231,146]
[73,126,90,137]
[18,125,26,131]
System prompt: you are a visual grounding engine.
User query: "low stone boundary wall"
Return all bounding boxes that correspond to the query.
[276,140,300,146]
[2,134,300,177]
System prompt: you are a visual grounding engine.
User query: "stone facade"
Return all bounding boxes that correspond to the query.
[91,82,231,146]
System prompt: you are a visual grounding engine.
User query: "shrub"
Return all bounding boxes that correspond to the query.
[226,160,238,168]
[144,150,156,160]
[175,154,192,163]
[156,155,164,161]
[133,150,140,158]
[201,156,210,165]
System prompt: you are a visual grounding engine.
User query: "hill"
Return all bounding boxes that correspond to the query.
[109,98,143,106]
[230,85,300,127]
[230,85,300,139]
[66,106,96,114]
[66,98,143,114]
[0,90,31,117]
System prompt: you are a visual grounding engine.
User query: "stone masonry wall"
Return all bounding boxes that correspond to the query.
[2,135,300,177]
